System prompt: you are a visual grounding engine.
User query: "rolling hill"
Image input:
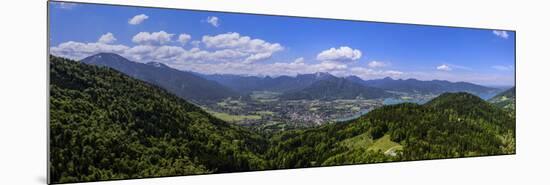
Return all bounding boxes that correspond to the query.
[267,92,515,168]
[489,86,516,110]
[350,76,500,99]
[50,55,515,183]
[280,75,392,100]
[206,72,500,100]
[204,72,335,94]
[80,53,238,102]
[50,55,267,183]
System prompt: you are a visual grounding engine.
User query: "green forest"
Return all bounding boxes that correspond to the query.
[49,56,515,184]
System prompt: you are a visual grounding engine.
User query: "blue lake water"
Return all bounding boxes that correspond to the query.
[333,109,372,122]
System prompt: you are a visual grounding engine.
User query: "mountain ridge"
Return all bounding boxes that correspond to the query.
[50,55,515,183]
[80,53,239,102]
[50,55,268,183]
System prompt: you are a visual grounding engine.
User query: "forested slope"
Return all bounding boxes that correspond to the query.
[267,93,515,168]
[49,55,515,183]
[50,56,268,183]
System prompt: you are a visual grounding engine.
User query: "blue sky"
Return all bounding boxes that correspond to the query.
[49,2,515,86]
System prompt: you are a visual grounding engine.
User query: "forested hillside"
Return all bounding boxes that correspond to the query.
[50,56,268,183]
[267,93,515,168]
[50,55,515,184]
[489,87,516,111]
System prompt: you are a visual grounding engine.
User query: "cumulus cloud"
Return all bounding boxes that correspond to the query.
[98,32,117,44]
[293,57,305,64]
[349,67,404,79]
[178,34,191,45]
[50,41,129,60]
[51,32,408,81]
[128,14,149,25]
[493,30,509,39]
[206,16,220,27]
[202,32,283,52]
[367,61,387,68]
[190,40,201,47]
[244,52,274,63]
[132,31,174,45]
[436,64,452,71]
[170,59,403,80]
[316,46,362,63]
[201,32,283,63]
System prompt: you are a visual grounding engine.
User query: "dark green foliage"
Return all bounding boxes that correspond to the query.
[50,56,267,183]
[50,55,515,184]
[489,87,516,111]
[266,93,515,167]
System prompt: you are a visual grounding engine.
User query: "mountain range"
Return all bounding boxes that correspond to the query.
[347,76,501,99]
[280,75,391,100]
[80,53,502,102]
[50,55,268,183]
[81,53,239,102]
[203,72,335,94]
[205,69,501,99]
[50,55,515,183]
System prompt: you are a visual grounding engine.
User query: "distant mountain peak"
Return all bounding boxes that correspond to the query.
[94,52,126,59]
[315,71,327,76]
[80,53,239,101]
[82,52,131,64]
[146,61,170,68]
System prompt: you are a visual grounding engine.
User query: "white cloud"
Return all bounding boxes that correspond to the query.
[171,60,404,80]
[190,40,201,47]
[448,64,472,71]
[436,64,452,71]
[345,67,405,80]
[50,33,408,82]
[206,16,220,27]
[50,41,129,60]
[316,46,362,63]
[312,61,348,72]
[492,30,509,39]
[128,14,149,25]
[202,32,283,52]
[123,45,156,61]
[201,32,283,63]
[178,34,191,45]
[132,31,174,45]
[367,61,387,68]
[492,65,514,71]
[244,52,274,63]
[98,32,117,44]
[293,57,305,64]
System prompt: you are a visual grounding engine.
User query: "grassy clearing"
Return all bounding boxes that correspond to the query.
[339,132,374,150]
[368,135,402,153]
[255,111,275,116]
[206,110,261,123]
[338,133,402,155]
